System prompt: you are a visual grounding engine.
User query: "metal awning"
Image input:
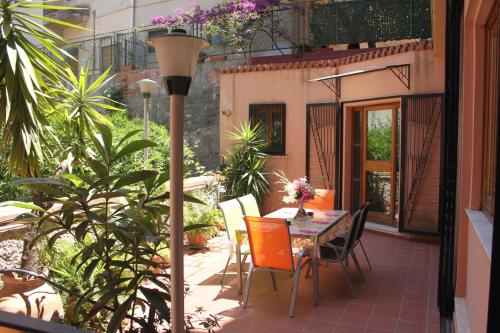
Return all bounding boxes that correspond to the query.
[308,64,411,98]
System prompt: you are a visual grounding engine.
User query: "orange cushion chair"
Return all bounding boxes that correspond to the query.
[304,189,335,210]
[242,216,310,317]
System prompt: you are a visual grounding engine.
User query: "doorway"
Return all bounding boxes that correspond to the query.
[351,104,400,227]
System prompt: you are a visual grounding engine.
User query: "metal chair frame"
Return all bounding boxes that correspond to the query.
[306,208,365,296]
[242,218,310,317]
[237,193,261,217]
[218,199,251,285]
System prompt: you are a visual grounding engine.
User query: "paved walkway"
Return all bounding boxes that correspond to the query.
[184,232,440,333]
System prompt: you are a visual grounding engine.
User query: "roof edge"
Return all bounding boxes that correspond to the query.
[222,40,433,74]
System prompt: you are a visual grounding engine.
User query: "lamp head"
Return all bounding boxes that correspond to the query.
[149,29,210,96]
[138,78,156,98]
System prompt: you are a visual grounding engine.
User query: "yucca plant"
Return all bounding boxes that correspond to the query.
[51,65,122,165]
[222,122,270,204]
[0,0,82,177]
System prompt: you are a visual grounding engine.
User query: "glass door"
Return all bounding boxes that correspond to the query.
[363,105,399,226]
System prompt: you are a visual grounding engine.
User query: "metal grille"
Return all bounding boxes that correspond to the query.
[401,95,443,233]
[309,0,432,46]
[307,104,338,190]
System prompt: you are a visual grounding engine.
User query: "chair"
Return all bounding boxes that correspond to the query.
[218,199,252,285]
[326,201,372,270]
[306,208,365,296]
[242,216,310,317]
[304,189,335,210]
[237,194,261,216]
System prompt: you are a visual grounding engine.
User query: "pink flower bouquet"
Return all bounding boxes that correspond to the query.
[282,177,316,205]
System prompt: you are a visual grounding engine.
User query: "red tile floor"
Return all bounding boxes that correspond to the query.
[184,231,440,333]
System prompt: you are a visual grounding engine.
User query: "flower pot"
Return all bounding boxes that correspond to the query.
[215,220,225,232]
[119,65,134,71]
[0,273,64,322]
[151,255,170,275]
[187,233,207,246]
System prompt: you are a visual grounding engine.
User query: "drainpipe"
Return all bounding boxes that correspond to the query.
[92,9,96,74]
[130,0,135,28]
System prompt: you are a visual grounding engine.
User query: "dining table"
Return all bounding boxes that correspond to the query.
[234,207,349,306]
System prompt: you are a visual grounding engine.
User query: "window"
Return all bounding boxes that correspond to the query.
[249,104,286,155]
[66,47,79,74]
[101,44,118,72]
[481,4,499,220]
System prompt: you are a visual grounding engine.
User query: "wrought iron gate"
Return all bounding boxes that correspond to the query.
[400,94,444,234]
[306,104,341,206]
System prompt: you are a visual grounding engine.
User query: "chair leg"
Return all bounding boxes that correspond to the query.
[340,262,355,297]
[351,252,366,282]
[220,255,231,284]
[289,268,302,317]
[305,262,312,279]
[269,271,277,291]
[241,254,248,268]
[242,263,255,308]
[359,240,372,270]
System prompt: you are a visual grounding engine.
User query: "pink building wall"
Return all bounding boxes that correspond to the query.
[454,0,498,332]
[220,48,444,214]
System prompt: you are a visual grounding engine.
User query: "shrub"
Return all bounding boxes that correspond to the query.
[109,112,204,177]
[222,122,270,204]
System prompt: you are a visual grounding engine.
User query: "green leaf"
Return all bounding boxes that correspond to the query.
[0,201,45,212]
[113,139,157,161]
[107,296,134,333]
[139,287,171,321]
[83,258,100,280]
[114,170,158,189]
[116,129,143,149]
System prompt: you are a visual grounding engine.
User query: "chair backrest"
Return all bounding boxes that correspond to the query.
[304,189,335,210]
[341,208,363,256]
[357,201,371,240]
[218,199,245,241]
[244,216,294,272]
[237,194,261,217]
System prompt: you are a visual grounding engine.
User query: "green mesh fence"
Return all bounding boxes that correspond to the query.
[309,0,432,46]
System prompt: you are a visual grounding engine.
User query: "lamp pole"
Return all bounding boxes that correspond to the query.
[138,79,156,169]
[143,92,150,168]
[149,30,209,333]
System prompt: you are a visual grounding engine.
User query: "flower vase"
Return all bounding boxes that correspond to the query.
[294,202,308,221]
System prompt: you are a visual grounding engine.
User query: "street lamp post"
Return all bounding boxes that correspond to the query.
[149,29,209,333]
[138,79,156,169]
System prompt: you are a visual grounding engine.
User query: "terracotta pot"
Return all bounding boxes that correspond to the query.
[187,233,207,246]
[151,255,170,275]
[215,220,225,232]
[0,273,64,322]
[119,65,134,71]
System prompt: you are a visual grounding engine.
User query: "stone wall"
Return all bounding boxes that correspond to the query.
[115,59,243,171]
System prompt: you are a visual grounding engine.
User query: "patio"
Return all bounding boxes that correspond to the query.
[184,231,440,333]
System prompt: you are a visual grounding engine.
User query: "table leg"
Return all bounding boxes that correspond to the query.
[236,243,242,295]
[313,255,319,306]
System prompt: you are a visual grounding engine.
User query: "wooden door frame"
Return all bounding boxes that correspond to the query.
[355,103,400,225]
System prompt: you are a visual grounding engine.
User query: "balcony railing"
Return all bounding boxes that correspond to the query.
[309,0,432,46]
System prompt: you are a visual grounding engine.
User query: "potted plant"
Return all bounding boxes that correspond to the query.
[184,205,219,247]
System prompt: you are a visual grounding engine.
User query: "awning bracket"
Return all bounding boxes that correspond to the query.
[309,63,411,96]
[388,64,411,90]
[319,77,340,98]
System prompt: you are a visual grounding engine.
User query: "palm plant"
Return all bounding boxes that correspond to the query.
[51,66,122,164]
[222,122,270,204]
[0,0,81,177]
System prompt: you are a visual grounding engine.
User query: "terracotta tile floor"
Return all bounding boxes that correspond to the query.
[184,232,440,333]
